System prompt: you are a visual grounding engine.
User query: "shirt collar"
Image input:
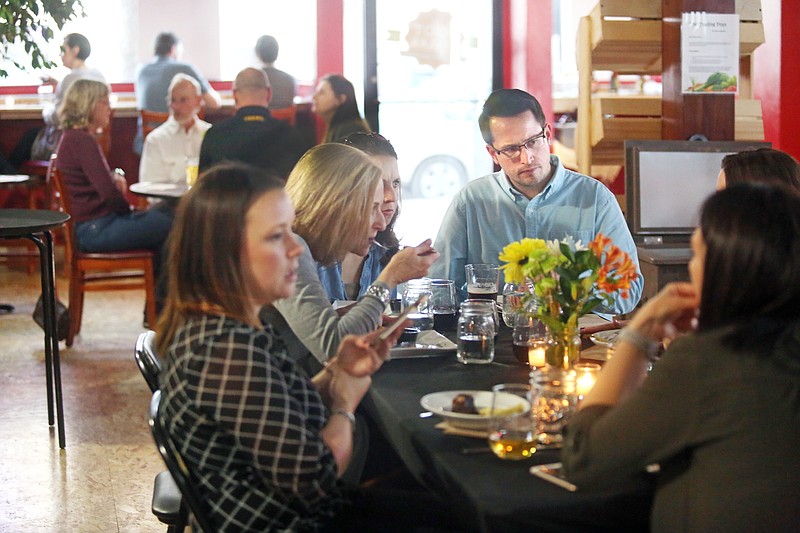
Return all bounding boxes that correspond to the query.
[502,154,567,202]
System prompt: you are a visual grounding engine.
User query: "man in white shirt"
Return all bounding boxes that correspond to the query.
[139,73,211,188]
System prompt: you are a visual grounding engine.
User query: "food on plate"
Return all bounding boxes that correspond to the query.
[451,393,478,414]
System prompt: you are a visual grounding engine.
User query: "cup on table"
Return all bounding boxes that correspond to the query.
[501,281,524,327]
[487,383,537,460]
[185,157,199,187]
[402,278,434,331]
[465,263,500,302]
[512,316,550,368]
[456,300,495,364]
[574,362,601,399]
[530,367,578,448]
[430,279,458,331]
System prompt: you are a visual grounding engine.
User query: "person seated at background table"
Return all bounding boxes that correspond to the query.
[262,143,438,372]
[156,162,462,532]
[54,79,172,272]
[430,88,642,313]
[139,73,211,190]
[717,146,800,191]
[562,183,800,533]
[312,74,371,143]
[10,32,105,166]
[198,67,308,178]
[134,31,221,154]
[333,132,402,300]
[254,34,296,110]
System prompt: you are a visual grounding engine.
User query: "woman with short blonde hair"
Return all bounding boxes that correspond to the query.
[266,143,439,369]
[57,77,109,129]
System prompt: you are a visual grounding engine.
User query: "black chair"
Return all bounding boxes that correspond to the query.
[134,331,186,533]
[149,390,216,533]
[134,330,162,393]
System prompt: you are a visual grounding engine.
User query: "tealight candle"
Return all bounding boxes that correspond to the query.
[4,96,15,106]
[574,362,601,397]
[528,343,547,368]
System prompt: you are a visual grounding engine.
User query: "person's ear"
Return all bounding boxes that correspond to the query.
[486,144,500,166]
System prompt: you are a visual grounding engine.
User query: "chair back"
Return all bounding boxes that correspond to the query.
[134,330,162,393]
[47,156,77,268]
[271,105,297,126]
[141,109,170,139]
[149,390,216,533]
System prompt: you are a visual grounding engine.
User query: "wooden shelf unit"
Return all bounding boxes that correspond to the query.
[576,0,765,176]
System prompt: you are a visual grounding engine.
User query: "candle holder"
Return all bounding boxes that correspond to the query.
[573,362,601,399]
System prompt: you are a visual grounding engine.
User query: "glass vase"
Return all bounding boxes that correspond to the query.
[546,324,581,369]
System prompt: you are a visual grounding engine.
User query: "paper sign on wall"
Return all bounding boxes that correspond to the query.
[681,12,739,94]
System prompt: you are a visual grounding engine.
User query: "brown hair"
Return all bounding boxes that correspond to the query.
[285,143,381,266]
[721,148,800,191]
[155,162,284,355]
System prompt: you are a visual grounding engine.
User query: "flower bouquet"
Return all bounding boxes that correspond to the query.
[499,234,638,368]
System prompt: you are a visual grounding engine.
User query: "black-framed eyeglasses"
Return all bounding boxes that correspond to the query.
[491,126,548,159]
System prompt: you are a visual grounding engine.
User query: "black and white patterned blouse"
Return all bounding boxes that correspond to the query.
[160,314,345,532]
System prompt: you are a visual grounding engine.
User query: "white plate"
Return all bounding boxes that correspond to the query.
[390,330,456,359]
[419,390,530,430]
[589,329,620,348]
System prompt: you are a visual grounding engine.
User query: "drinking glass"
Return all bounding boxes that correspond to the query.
[430,279,458,331]
[512,316,550,367]
[401,278,433,330]
[501,281,524,327]
[185,157,199,187]
[465,263,500,301]
[456,300,495,364]
[487,383,537,460]
[530,367,578,448]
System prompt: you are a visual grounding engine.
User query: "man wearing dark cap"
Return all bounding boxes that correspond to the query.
[198,68,309,178]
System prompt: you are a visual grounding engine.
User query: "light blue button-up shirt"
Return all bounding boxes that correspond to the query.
[430,155,642,314]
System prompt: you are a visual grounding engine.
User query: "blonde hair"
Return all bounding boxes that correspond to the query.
[57,78,110,129]
[286,143,381,266]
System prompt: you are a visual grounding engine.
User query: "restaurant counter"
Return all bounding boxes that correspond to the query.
[362,325,654,533]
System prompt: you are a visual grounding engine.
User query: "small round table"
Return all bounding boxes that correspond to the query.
[129,182,188,200]
[0,208,70,448]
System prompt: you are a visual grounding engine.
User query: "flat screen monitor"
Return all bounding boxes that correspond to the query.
[625,140,770,244]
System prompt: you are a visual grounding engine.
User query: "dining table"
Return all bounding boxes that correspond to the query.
[362,318,654,533]
[128,181,188,200]
[0,208,70,448]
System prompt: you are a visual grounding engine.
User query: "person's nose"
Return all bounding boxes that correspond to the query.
[373,207,387,231]
[383,182,397,205]
[519,145,534,164]
[286,232,302,258]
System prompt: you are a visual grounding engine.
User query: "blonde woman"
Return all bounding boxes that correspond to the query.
[55,78,172,255]
[266,143,438,369]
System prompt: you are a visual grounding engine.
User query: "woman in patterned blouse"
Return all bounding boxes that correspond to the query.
[155,161,412,531]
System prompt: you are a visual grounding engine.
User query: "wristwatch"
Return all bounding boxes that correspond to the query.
[363,281,391,306]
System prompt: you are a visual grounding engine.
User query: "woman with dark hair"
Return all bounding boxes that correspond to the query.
[562,183,800,533]
[312,74,371,143]
[338,132,402,299]
[157,162,460,532]
[717,147,800,190]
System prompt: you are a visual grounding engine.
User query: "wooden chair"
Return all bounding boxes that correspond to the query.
[48,159,157,346]
[134,331,188,533]
[141,109,170,139]
[150,390,216,533]
[271,105,297,126]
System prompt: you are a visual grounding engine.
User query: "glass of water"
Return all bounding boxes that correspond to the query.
[456,300,495,364]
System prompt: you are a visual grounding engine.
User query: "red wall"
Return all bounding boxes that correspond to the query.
[754,0,800,159]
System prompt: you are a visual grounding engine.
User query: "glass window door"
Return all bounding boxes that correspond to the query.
[345,0,495,245]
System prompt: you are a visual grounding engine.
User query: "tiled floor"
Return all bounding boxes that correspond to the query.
[0,257,167,532]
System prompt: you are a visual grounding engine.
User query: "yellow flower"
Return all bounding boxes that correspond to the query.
[499,238,548,284]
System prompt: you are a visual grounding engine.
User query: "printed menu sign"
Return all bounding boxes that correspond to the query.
[681,13,739,94]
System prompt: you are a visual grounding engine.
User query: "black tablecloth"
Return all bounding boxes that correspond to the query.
[363,326,654,533]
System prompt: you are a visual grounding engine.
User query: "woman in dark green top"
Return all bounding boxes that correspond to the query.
[562,183,800,533]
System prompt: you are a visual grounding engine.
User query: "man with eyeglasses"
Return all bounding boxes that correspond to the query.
[431,88,642,314]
